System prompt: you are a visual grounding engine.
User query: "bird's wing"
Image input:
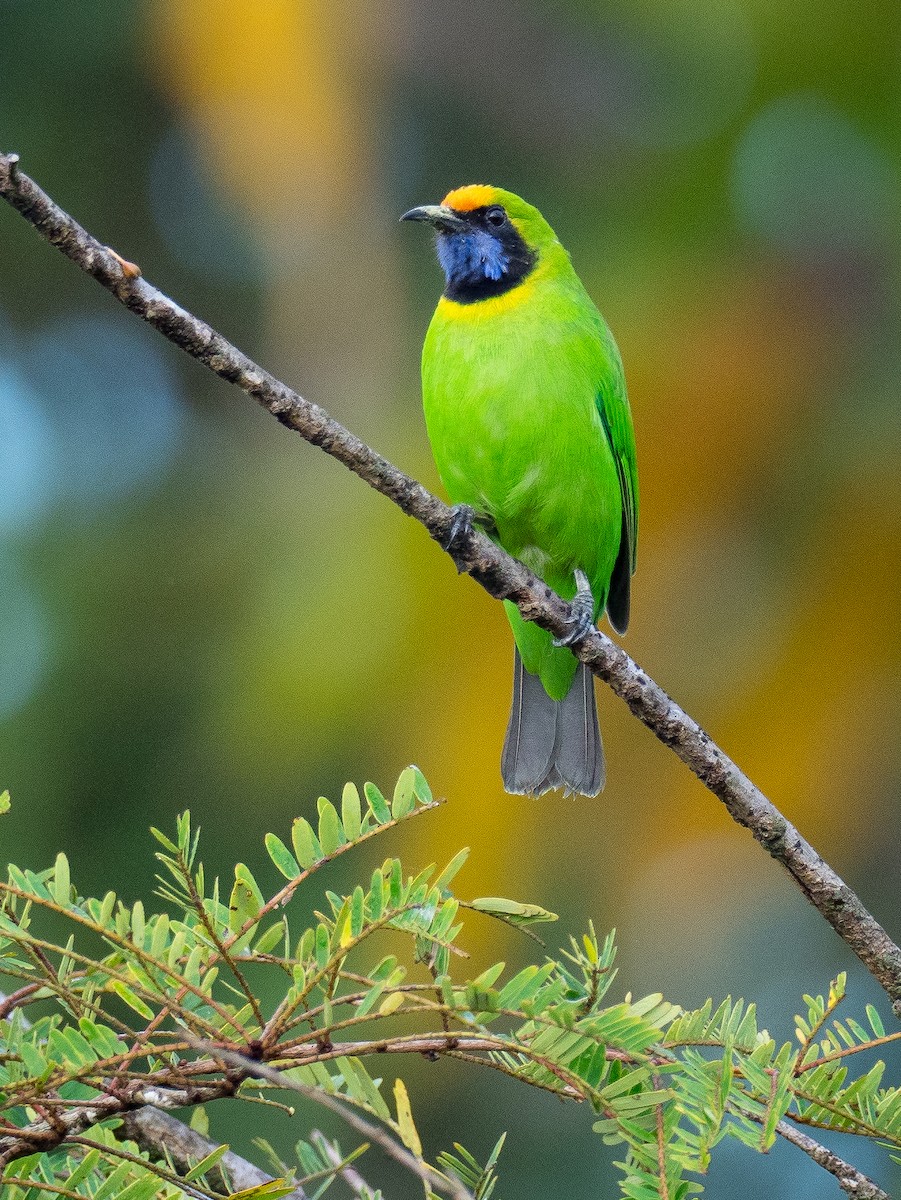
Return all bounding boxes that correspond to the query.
[597,368,638,634]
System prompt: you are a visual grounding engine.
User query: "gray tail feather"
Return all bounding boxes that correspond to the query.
[501,649,605,798]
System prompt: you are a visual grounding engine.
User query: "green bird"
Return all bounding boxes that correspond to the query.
[402,184,638,797]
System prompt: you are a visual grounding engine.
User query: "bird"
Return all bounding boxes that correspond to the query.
[402,185,637,797]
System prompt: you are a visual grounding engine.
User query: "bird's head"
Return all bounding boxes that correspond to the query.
[401,185,557,304]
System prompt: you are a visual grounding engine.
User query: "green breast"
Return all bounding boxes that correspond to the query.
[421,271,627,699]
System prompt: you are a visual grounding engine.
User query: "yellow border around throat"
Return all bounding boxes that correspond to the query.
[435,252,545,321]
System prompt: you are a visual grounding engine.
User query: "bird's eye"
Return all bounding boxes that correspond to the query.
[485,206,506,228]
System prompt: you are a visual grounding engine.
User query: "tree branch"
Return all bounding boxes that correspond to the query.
[121,1106,309,1199]
[0,1077,230,1171]
[0,1032,551,1168]
[1,150,899,1016]
[777,1120,890,1200]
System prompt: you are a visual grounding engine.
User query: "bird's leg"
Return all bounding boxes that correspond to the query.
[553,568,596,647]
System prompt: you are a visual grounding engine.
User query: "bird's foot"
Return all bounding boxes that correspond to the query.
[553,569,596,647]
[442,504,476,552]
[442,505,498,572]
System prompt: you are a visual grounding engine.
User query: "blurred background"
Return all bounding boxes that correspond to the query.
[1,1,899,1195]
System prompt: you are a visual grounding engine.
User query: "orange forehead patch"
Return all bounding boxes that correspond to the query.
[442,184,497,212]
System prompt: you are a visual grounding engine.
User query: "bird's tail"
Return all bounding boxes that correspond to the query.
[501,649,605,797]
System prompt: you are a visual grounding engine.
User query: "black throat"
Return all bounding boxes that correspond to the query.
[442,208,537,305]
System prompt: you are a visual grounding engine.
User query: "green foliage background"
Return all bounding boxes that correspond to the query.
[1,1,900,1195]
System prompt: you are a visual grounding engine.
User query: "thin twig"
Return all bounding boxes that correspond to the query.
[204,1045,475,1200]
[0,982,53,1020]
[0,1180,107,1200]
[0,150,899,1017]
[795,1030,901,1075]
[69,1134,216,1200]
[310,1129,373,1197]
[0,1029,578,1168]
[0,1077,229,1171]
[654,1074,670,1200]
[179,848,265,1030]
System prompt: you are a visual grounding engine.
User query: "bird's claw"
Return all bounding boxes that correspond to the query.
[442,504,475,552]
[553,568,596,647]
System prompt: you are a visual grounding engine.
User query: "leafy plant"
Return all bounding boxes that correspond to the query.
[1,769,898,1198]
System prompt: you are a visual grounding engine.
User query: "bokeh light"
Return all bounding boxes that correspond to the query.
[0,351,53,534]
[24,314,185,508]
[732,91,897,257]
[149,124,268,282]
[0,552,51,720]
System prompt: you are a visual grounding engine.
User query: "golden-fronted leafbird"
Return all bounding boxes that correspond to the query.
[403,185,638,797]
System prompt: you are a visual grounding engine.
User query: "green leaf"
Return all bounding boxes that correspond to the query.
[235,863,266,910]
[230,1182,300,1199]
[433,847,470,893]
[0,789,9,814]
[229,877,260,934]
[364,781,391,825]
[408,764,433,804]
[317,797,344,854]
[108,980,155,1020]
[150,824,179,853]
[350,885,365,939]
[292,817,323,868]
[866,1004,886,1038]
[498,962,557,1010]
[62,1148,102,1188]
[394,1077,423,1157]
[190,1106,210,1137]
[341,782,362,842]
[470,896,558,925]
[184,1142,230,1181]
[117,1179,169,1200]
[129,899,145,947]
[378,991,405,1016]
[97,890,117,929]
[265,833,300,880]
[339,1056,391,1120]
[470,962,506,991]
[52,851,71,906]
[150,912,170,959]
[315,923,331,971]
[368,865,385,921]
[254,921,287,956]
[392,768,417,818]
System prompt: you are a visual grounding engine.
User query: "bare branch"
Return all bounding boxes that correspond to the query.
[1,150,899,1015]
[777,1120,890,1200]
[121,1106,308,1199]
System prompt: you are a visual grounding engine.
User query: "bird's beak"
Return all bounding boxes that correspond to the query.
[400,204,467,233]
